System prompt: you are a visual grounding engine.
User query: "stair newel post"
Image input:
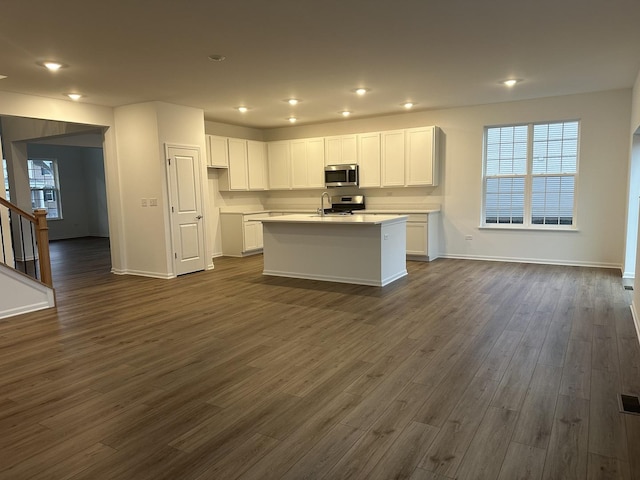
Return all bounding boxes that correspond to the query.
[34,209,53,287]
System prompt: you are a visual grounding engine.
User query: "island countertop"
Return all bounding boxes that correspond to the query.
[258,213,408,225]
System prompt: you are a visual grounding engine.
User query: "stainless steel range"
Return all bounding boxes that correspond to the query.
[323,195,366,215]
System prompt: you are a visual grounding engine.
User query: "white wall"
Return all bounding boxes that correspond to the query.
[114,101,208,277]
[631,69,640,324]
[260,89,631,268]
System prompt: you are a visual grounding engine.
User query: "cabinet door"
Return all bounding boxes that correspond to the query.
[208,135,229,168]
[268,141,291,189]
[341,135,358,163]
[306,138,325,188]
[243,222,258,251]
[381,130,405,187]
[406,221,428,255]
[290,140,308,189]
[247,141,267,190]
[406,126,436,186]
[325,136,343,166]
[325,135,357,165]
[227,138,249,190]
[358,132,381,188]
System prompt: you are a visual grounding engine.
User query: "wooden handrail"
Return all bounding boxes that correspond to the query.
[0,196,36,223]
[0,198,53,288]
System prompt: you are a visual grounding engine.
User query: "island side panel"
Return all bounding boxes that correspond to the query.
[380,220,408,285]
[262,222,387,286]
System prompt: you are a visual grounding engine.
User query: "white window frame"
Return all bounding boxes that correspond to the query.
[28,158,63,220]
[481,120,580,230]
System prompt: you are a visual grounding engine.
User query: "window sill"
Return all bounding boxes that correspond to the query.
[479,225,579,232]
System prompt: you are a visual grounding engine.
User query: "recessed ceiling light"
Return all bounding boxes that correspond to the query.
[340,111,351,117]
[288,117,297,123]
[208,54,226,62]
[353,88,370,95]
[502,79,521,87]
[66,93,83,101]
[402,102,416,109]
[236,106,249,113]
[285,98,300,105]
[0,74,7,80]
[38,61,67,71]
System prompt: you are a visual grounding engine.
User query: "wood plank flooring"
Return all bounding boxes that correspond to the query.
[1,237,640,479]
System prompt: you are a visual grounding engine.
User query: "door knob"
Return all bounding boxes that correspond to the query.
[196,215,203,220]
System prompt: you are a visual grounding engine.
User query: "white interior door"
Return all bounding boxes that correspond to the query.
[166,145,205,276]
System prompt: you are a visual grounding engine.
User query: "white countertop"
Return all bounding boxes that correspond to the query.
[260,213,408,225]
[220,206,440,215]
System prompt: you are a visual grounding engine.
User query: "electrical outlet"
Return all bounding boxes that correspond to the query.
[465,235,473,240]
[141,198,147,207]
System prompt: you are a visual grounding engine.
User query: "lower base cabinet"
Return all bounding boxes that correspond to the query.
[220,212,270,257]
[405,213,439,261]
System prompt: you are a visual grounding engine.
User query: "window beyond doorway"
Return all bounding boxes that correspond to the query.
[2,158,9,201]
[482,120,579,229]
[28,158,62,219]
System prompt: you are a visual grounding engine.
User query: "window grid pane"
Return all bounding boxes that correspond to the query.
[532,121,578,175]
[531,175,574,225]
[485,176,525,224]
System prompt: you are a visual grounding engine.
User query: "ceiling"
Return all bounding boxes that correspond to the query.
[1,0,639,129]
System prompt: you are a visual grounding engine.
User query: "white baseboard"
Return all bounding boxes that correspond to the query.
[111,268,175,279]
[0,301,53,320]
[438,253,622,271]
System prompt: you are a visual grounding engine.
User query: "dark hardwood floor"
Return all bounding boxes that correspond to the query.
[1,237,640,479]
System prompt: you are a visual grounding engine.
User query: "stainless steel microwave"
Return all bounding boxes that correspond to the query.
[324,164,359,187]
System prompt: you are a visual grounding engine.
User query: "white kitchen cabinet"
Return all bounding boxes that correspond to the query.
[406,126,440,186]
[217,138,268,191]
[291,137,325,189]
[381,130,406,187]
[405,212,440,261]
[268,141,292,190]
[357,132,381,188]
[224,138,249,190]
[206,135,229,168]
[220,212,269,256]
[247,140,268,190]
[325,135,357,165]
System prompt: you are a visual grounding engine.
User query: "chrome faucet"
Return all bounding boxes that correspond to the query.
[320,191,330,217]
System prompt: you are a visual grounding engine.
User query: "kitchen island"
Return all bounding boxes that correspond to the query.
[259,214,408,287]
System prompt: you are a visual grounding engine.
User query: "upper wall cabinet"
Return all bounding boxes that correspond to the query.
[247,141,268,190]
[378,126,441,188]
[207,135,229,168]
[405,126,439,187]
[219,138,268,191]
[291,137,325,189]
[381,130,406,187]
[267,141,292,190]
[324,135,357,166]
[357,132,381,188]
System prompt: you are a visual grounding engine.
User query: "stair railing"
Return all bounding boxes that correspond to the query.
[0,197,53,287]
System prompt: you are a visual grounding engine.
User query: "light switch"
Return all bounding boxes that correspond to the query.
[149,198,158,207]
[141,198,147,207]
